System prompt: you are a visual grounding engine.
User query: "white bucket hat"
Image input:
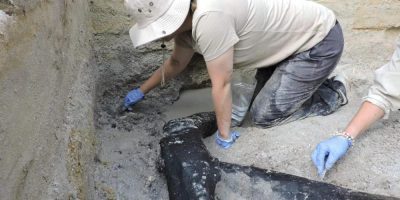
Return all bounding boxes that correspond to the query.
[125,0,191,47]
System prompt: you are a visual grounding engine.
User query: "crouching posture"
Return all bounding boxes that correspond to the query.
[124,0,347,148]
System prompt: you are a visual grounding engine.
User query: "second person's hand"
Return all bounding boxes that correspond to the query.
[311,135,352,177]
[215,130,240,149]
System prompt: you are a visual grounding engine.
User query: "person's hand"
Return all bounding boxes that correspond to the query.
[124,88,144,108]
[311,135,352,176]
[215,130,240,149]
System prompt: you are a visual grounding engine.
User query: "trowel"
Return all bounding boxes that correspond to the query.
[319,169,327,181]
[117,104,132,115]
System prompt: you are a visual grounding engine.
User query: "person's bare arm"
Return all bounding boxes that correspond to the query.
[140,42,195,93]
[312,100,385,176]
[345,101,385,138]
[206,47,234,139]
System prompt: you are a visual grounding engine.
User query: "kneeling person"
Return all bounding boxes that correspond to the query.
[124,0,347,148]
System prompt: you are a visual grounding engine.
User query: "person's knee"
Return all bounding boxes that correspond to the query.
[251,111,281,128]
[250,103,291,127]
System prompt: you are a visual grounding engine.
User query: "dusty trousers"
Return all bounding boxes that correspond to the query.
[250,22,345,128]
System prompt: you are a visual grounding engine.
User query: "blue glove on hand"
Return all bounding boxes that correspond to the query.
[215,130,240,149]
[124,88,144,108]
[311,136,352,176]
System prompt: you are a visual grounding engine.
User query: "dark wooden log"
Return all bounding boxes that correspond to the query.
[160,112,398,200]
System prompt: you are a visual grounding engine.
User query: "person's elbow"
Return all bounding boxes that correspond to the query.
[211,72,232,92]
[169,56,185,72]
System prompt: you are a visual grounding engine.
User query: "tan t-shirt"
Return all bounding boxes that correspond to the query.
[175,0,336,69]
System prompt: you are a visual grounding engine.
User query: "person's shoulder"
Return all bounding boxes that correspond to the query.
[193,0,224,20]
[195,0,224,10]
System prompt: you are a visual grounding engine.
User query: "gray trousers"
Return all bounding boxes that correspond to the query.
[250,22,345,128]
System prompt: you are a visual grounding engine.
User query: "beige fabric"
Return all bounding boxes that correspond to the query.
[126,0,191,47]
[176,0,336,69]
[364,37,400,118]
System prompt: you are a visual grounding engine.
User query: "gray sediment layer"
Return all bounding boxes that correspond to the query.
[161,112,399,200]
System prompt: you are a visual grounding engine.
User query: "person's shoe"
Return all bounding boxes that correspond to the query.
[332,74,349,106]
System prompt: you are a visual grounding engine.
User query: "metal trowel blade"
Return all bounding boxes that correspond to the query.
[117,104,131,115]
[319,170,327,181]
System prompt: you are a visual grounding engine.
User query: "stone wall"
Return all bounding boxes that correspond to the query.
[0,0,95,199]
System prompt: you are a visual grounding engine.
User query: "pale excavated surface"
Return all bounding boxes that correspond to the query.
[353,0,400,29]
[203,0,400,197]
[92,0,400,198]
[216,171,285,200]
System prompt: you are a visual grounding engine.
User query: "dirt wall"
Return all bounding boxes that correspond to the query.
[0,0,95,199]
[0,0,399,199]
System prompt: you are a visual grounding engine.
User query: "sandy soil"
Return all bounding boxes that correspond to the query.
[169,0,400,198]
[91,33,208,199]
[163,88,214,121]
[204,100,400,197]
[1,1,95,199]
[93,37,172,199]
[90,0,400,199]
[4,0,398,199]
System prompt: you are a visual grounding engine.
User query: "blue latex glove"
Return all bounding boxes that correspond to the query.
[124,88,144,108]
[215,130,240,149]
[311,136,352,176]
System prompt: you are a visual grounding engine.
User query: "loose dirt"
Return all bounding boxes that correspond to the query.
[91,0,400,199]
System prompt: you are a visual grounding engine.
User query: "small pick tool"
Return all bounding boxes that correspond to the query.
[319,169,327,181]
[118,104,132,115]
